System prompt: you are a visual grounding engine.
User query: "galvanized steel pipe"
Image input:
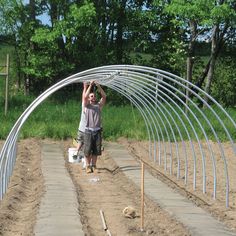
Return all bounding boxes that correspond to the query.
[0,65,235,208]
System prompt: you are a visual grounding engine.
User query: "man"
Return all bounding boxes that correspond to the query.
[83,81,106,173]
[75,82,88,168]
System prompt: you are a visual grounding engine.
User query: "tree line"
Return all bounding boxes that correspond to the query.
[0,0,235,107]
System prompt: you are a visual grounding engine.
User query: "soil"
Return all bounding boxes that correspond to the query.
[0,138,235,235]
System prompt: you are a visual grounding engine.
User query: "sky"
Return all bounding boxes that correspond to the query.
[23,0,50,25]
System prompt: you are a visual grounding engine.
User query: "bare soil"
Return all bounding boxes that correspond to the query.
[0,138,43,236]
[0,138,235,235]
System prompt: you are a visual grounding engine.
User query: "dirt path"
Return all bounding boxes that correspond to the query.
[64,140,190,235]
[0,138,235,235]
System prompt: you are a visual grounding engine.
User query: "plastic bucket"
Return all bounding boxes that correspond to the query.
[68,147,78,163]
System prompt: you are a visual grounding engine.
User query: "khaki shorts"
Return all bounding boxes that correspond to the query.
[84,130,102,156]
[77,130,84,144]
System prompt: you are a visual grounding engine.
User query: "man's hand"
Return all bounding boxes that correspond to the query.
[90,80,95,86]
[95,81,102,89]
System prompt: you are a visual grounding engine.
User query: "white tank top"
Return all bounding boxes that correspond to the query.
[78,104,86,132]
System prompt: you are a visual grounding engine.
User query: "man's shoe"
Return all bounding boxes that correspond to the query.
[86,166,92,174]
[91,165,98,174]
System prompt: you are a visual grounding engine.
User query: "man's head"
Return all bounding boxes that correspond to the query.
[89,92,96,104]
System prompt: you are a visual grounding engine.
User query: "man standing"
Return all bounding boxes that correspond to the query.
[83,81,106,173]
[74,82,88,168]
[76,82,88,154]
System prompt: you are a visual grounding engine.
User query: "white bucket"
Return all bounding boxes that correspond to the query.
[68,147,79,163]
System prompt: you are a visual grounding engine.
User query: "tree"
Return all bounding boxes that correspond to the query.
[160,0,236,105]
[27,1,97,91]
[212,57,236,106]
[0,0,30,93]
[203,1,236,105]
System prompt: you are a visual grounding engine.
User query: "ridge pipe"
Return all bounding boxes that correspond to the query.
[0,65,235,208]
[91,66,234,205]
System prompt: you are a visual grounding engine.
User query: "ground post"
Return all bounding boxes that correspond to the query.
[140,161,144,231]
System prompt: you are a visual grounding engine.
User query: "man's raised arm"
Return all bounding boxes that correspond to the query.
[83,81,94,105]
[96,83,106,108]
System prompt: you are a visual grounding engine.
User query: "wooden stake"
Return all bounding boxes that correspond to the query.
[100,209,112,236]
[140,161,144,231]
[99,209,107,230]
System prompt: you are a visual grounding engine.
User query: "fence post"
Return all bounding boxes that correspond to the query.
[4,54,9,116]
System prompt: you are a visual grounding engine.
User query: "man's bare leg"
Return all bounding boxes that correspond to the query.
[91,155,98,173]
[85,155,92,173]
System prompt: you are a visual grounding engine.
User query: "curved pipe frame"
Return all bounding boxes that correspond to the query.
[0,65,235,208]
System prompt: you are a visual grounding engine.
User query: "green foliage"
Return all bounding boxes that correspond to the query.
[151,30,186,75]
[211,57,236,107]
[0,0,236,108]
[165,0,213,22]
[27,25,75,89]
[210,2,236,24]
[164,0,236,26]
[67,2,96,29]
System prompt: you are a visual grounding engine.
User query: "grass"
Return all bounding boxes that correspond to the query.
[0,92,235,143]
[0,96,147,140]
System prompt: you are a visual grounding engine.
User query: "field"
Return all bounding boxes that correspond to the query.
[0,138,236,235]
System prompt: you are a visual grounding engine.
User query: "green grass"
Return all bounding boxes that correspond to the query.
[0,92,235,142]
[0,97,147,140]
[102,105,147,140]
